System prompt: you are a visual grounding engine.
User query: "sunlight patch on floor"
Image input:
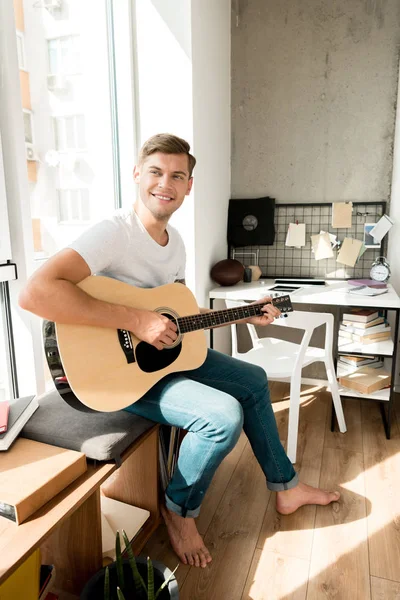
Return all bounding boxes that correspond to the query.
[244,548,309,600]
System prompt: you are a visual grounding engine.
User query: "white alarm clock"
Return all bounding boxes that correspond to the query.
[370,256,391,282]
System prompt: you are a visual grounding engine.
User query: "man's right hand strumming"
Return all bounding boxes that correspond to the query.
[130,308,178,350]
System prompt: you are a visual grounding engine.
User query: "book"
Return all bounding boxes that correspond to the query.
[339,366,391,394]
[342,309,379,323]
[342,316,384,329]
[338,355,373,364]
[338,358,383,370]
[338,333,391,347]
[0,401,10,433]
[100,496,150,559]
[349,286,388,297]
[339,323,390,336]
[351,331,391,343]
[339,355,379,366]
[0,395,39,451]
[0,438,87,524]
[348,279,387,288]
[39,564,56,600]
[0,548,41,600]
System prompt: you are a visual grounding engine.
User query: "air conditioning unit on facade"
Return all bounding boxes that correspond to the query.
[47,74,68,91]
[25,143,38,162]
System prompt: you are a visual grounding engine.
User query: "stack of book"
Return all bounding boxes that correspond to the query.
[338,355,383,371]
[339,309,391,345]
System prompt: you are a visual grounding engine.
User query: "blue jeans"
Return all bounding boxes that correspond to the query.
[124,349,298,518]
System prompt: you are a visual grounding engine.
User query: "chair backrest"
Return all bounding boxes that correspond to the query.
[225,299,335,368]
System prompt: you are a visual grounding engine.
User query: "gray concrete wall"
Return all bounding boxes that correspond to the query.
[231,0,400,203]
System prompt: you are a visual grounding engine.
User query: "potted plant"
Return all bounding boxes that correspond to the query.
[80,530,179,600]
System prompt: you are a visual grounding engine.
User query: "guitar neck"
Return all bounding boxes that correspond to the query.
[177,303,266,334]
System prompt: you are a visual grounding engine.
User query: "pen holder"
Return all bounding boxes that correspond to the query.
[243,267,252,283]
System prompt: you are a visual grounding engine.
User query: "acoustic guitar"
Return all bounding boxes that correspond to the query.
[43,276,293,412]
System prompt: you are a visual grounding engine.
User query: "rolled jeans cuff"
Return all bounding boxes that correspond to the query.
[267,472,299,492]
[165,493,201,518]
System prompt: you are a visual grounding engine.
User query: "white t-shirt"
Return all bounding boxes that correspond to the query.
[68,210,186,288]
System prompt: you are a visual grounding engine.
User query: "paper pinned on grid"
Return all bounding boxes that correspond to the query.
[332,202,353,228]
[285,223,306,247]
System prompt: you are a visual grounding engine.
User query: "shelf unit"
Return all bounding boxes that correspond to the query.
[208,278,400,439]
[334,305,400,437]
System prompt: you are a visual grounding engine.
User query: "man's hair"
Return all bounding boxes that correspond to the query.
[138,133,196,177]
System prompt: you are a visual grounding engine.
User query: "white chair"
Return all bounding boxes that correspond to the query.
[225,300,347,463]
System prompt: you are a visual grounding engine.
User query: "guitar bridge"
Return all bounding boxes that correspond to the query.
[117,329,136,364]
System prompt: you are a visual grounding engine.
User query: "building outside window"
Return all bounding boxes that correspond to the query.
[1,0,137,397]
[57,188,90,223]
[53,115,86,152]
[47,35,81,75]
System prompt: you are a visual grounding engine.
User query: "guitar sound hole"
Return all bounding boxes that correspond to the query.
[135,341,182,373]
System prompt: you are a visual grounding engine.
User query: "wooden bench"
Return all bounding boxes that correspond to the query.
[0,424,161,596]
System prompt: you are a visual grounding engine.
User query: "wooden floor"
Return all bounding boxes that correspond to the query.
[142,382,400,600]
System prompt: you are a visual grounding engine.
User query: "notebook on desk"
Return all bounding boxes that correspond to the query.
[0,396,38,451]
[349,286,388,296]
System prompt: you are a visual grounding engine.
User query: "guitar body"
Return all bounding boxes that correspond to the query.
[54,277,208,412]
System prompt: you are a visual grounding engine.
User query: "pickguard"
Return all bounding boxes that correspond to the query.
[135,340,182,372]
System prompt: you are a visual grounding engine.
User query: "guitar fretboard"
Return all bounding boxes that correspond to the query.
[177,303,265,334]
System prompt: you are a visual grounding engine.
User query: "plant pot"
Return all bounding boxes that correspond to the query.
[80,556,179,600]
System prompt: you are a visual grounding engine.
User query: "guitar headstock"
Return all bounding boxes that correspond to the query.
[271,294,293,314]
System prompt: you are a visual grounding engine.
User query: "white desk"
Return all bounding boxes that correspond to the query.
[209,279,400,310]
[209,279,400,438]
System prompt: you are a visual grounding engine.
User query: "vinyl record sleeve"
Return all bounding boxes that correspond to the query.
[227,197,275,247]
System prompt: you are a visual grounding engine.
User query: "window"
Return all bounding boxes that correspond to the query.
[1,0,138,395]
[47,35,81,75]
[57,189,90,223]
[53,115,86,151]
[16,31,26,70]
[23,109,33,144]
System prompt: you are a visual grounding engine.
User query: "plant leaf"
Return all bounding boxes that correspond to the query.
[116,586,127,600]
[122,529,146,594]
[116,531,125,590]
[155,564,179,599]
[147,556,155,600]
[104,566,110,600]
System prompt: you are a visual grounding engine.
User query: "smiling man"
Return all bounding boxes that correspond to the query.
[20,133,340,569]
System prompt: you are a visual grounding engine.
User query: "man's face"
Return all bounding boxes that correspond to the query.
[133,152,193,220]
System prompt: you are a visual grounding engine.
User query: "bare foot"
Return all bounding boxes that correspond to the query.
[161,505,212,568]
[276,481,340,515]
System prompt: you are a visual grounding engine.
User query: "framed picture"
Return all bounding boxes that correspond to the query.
[364,223,380,248]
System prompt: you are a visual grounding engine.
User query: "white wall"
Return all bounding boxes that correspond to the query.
[136,0,231,355]
[191,0,231,306]
[135,0,195,291]
[231,0,400,203]
[191,0,231,352]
